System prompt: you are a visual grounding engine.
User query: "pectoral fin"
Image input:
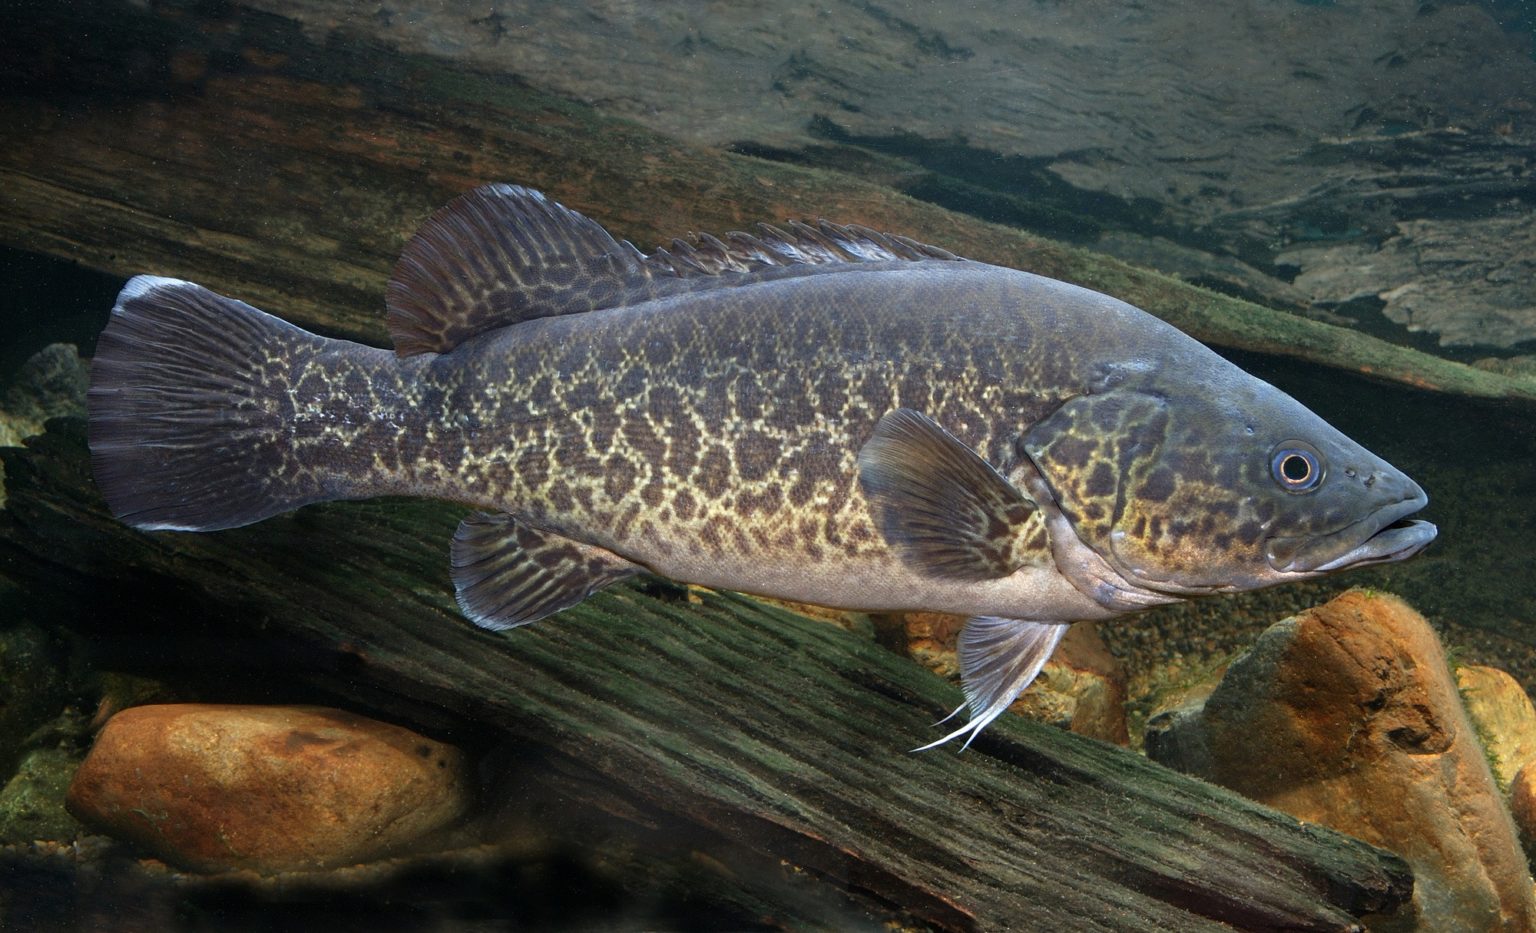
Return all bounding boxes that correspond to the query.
[452,512,642,630]
[857,408,1036,580]
[914,616,1069,751]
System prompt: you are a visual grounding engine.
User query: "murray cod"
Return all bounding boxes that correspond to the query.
[88,184,1437,748]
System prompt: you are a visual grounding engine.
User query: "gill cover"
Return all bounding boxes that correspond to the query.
[1021,390,1187,588]
[1023,387,1285,596]
[1023,377,1436,598]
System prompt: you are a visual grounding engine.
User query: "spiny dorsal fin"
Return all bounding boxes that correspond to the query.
[386,184,964,356]
[387,184,649,357]
[451,511,642,630]
[857,408,1037,581]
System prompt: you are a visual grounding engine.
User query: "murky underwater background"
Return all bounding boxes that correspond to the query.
[1,1,1534,930]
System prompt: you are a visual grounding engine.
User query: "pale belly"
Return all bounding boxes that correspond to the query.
[636,544,1122,624]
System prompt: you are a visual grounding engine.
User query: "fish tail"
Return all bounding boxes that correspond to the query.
[88,276,346,531]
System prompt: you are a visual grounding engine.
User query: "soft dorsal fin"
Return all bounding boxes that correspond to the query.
[387,185,649,357]
[385,184,963,356]
[644,218,958,277]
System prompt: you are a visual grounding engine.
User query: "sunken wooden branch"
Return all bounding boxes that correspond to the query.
[0,0,1532,407]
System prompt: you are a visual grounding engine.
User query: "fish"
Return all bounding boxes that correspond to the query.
[87,183,1437,749]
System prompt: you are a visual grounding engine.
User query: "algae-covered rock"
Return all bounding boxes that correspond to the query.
[0,747,84,844]
[0,704,94,846]
[1457,664,1536,793]
[1146,590,1535,932]
[66,704,472,873]
[0,343,88,510]
[1015,623,1129,746]
[1142,674,1226,775]
[0,344,88,448]
[0,617,71,781]
[1511,762,1536,864]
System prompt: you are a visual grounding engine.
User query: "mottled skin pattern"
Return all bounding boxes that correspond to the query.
[271,261,1198,621]
[89,188,1435,747]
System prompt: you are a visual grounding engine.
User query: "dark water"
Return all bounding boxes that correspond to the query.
[0,249,115,376]
[3,0,1535,929]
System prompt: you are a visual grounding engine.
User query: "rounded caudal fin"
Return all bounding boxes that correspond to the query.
[87,276,332,531]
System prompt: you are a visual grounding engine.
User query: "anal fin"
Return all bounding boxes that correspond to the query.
[914,616,1069,751]
[451,512,642,630]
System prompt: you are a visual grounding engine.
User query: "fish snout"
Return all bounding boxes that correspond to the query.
[1343,460,1427,512]
[1264,458,1435,576]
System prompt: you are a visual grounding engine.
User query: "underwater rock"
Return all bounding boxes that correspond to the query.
[1468,667,1536,865]
[0,704,93,845]
[0,625,97,847]
[880,614,1129,745]
[1456,664,1536,791]
[0,617,70,781]
[1283,204,1536,351]
[1020,623,1130,746]
[885,611,965,679]
[0,747,84,844]
[1142,675,1225,771]
[66,704,470,873]
[0,343,88,510]
[1509,762,1536,862]
[0,343,88,448]
[1145,590,1535,932]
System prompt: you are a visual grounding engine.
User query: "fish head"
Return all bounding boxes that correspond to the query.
[1022,373,1436,599]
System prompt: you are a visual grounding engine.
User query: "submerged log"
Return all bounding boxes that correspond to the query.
[1,421,1411,929]
[0,0,1533,407]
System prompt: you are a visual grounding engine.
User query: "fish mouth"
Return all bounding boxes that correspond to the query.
[1266,496,1437,575]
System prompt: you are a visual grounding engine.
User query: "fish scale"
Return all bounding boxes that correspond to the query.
[363,266,1045,566]
[86,183,1436,748]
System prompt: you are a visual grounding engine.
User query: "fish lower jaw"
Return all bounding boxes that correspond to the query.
[1307,518,1438,573]
[1263,485,1437,576]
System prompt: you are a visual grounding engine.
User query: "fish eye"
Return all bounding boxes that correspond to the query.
[1270,441,1324,493]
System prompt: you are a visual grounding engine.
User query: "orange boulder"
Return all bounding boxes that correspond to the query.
[1147,590,1534,931]
[66,704,470,873]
